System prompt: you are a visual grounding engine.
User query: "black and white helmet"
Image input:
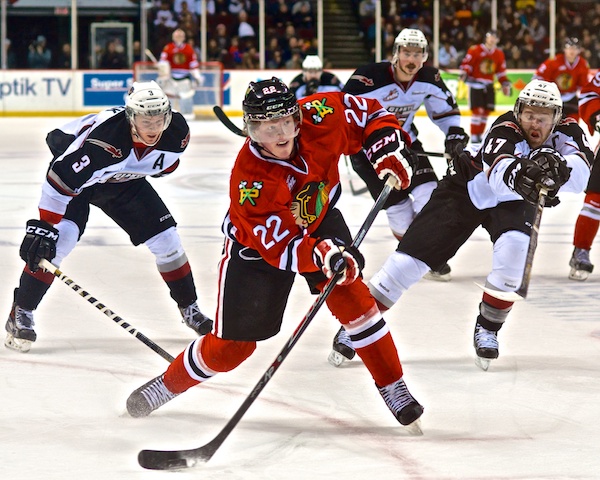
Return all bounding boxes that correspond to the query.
[125,80,172,131]
[514,79,563,129]
[242,77,301,142]
[392,28,428,64]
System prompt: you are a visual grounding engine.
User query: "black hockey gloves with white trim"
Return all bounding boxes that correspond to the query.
[448,151,482,182]
[313,237,365,286]
[444,126,469,158]
[528,146,571,205]
[20,219,59,272]
[364,127,417,190]
[503,159,558,206]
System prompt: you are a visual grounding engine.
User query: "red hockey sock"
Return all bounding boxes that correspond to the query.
[355,332,403,387]
[164,348,200,394]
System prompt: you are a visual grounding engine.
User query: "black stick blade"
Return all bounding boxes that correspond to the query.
[138,443,217,470]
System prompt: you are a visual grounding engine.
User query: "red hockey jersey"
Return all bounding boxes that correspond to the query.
[535,53,590,102]
[460,44,509,86]
[159,42,199,79]
[579,70,600,134]
[224,92,401,274]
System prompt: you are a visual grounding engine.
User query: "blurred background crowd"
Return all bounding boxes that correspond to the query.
[2,0,600,70]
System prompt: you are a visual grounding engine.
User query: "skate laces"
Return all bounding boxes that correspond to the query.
[140,376,177,410]
[572,248,592,266]
[378,379,415,414]
[335,328,352,349]
[181,302,202,326]
[14,306,35,330]
[474,324,498,349]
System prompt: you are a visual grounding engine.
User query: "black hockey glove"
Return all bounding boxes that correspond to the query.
[19,219,59,272]
[444,126,469,158]
[593,111,600,133]
[448,150,482,182]
[313,237,365,286]
[528,146,571,205]
[305,79,320,96]
[364,127,418,190]
[503,159,557,206]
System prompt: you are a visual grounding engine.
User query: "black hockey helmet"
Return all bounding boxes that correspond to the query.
[564,37,580,48]
[243,77,301,143]
[243,77,299,122]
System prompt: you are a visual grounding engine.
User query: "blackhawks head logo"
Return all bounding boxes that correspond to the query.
[290,181,329,227]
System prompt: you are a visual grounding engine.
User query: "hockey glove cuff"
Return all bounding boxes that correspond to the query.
[313,238,364,286]
[503,159,556,206]
[20,219,59,272]
[364,127,416,190]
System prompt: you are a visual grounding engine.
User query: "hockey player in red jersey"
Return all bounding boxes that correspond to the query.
[126,78,425,430]
[158,28,203,119]
[534,37,590,122]
[4,81,212,353]
[459,30,512,143]
[332,79,593,370]
[568,70,600,280]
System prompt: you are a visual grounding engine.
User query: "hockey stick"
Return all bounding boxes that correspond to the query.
[137,175,398,470]
[477,186,548,302]
[39,259,175,363]
[213,105,245,137]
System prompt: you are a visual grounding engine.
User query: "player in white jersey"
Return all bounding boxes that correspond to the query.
[289,55,344,100]
[366,80,592,370]
[328,29,469,366]
[5,81,212,353]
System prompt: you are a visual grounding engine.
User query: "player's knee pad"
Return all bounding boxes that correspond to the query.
[368,251,430,309]
[54,219,80,265]
[200,333,256,373]
[410,181,437,214]
[487,230,529,290]
[144,226,185,266]
[385,198,415,238]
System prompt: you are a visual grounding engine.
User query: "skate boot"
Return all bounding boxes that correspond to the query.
[568,247,594,281]
[5,290,37,353]
[378,377,424,434]
[180,302,213,335]
[328,326,356,367]
[473,323,499,371]
[423,263,452,282]
[127,374,180,418]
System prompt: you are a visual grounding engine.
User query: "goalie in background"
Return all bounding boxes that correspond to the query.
[289,54,343,100]
[4,81,213,354]
[158,28,203,121]
[335,80,592,371]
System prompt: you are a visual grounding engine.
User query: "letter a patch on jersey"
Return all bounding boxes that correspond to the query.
[238,180,263,206]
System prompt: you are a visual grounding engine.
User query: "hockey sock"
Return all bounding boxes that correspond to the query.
[161,262,198,308]
[355,331,403,388]
[15,267,54,311]
[471,107,488,138]
[573,193,600,249]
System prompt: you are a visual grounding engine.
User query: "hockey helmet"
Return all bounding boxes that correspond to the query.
[243,77,301,143]
[302,55,323,72]
[125,81,172,129]
[514,79,562,130]
[392,29,428,64]
[564,37,580,49]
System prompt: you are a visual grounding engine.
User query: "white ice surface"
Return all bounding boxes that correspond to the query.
[1,116,599,480]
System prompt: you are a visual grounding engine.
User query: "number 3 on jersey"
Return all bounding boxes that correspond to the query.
[253,215,290,250]
[72,154,91,173]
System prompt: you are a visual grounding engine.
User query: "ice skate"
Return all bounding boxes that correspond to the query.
[328,326,356,367]
[5,290,36,353]
[568,247,594,281]
[423,263,452,282]
[180,302,213,335]
[473,323,499,371]
[378,377,424,435]
[127,374,180,418]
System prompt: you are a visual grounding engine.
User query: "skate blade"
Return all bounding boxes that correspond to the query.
[404,418,424,436]
[4,334,32,353]
[423,271,451,282]
[474,356,491,371]
[328,350,347,367]
[568,268,590,281]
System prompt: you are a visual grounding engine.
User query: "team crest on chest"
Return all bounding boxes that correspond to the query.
[238,180,263,206]
[290,181,329,227]
[303,98,334,124]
